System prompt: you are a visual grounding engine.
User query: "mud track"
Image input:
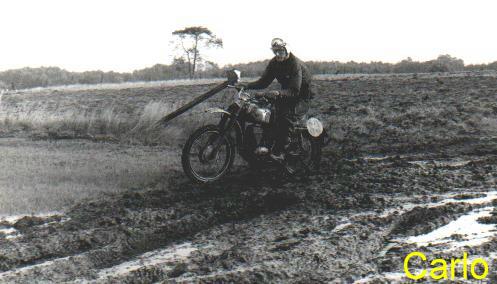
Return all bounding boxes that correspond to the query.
[1,146,497,283]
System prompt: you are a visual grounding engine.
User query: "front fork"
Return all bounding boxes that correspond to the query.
[205,105,241,159]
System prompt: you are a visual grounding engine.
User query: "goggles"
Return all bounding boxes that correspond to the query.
[272,48,287,56]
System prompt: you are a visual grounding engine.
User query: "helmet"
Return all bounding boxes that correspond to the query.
[271,38,289,61]
[271,38,287,50]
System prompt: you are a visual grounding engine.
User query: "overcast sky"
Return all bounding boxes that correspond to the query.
[0,0,496,72]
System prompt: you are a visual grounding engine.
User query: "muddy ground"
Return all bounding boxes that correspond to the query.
[1,72,497,283]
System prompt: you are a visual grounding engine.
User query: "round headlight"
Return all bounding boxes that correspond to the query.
[306,117,323,137]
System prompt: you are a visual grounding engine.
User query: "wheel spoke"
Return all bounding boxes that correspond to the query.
[184,129,232,182]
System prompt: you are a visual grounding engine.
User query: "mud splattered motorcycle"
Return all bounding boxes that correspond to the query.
[180,70,328,183]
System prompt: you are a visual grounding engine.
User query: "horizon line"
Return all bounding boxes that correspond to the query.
[1,55,496,74]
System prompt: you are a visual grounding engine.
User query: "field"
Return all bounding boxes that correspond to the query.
[1,71,497,282]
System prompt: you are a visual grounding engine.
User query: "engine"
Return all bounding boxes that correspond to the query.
[244,102,271,124]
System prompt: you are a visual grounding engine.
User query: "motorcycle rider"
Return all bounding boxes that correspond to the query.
[238,38,313,162]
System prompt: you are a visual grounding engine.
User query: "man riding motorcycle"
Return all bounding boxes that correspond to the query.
[238,38,313,163]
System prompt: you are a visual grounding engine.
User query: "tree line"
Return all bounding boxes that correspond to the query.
[0,54,496,90]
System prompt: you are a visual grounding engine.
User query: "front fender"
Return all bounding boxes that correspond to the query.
[305,117,331,147]
[321,129,331,146]
[205,107,231,115]
[215,109,243,151]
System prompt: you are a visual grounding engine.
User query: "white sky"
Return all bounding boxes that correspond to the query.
[0,0,496,72]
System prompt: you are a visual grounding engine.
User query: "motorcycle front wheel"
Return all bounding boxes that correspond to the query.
[284,130,322,175]
[181,125,235,183]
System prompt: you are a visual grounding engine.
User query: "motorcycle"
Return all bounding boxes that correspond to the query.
[180,70,328,183]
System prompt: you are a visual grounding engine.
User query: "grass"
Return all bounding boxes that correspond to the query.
[0,82,235,145]
[0,83,237,215]
[15,78,225,93]
[0,138,180,216]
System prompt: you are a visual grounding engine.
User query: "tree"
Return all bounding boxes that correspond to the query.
[172,26,223,79]
[171,57,189,78]
[429,55,464,72]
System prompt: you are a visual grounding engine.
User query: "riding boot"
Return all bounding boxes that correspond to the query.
[254,124,272,156]
[270,115,293,163]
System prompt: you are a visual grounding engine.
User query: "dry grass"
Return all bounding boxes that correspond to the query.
[16,78,225,94]
[0,83,237,216]
[0,83,243,215]
[0,83,235,145]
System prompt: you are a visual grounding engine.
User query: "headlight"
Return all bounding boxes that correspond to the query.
[306,117,323,137]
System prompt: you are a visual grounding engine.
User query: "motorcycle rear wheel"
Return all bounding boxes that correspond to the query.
[181,125,235,183]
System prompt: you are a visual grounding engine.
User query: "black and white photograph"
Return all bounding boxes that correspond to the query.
[1,0,497,283]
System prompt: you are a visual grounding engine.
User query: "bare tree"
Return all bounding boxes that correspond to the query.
[172,26,223,79]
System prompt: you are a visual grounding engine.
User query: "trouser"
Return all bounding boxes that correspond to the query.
[273,111,296,154]
[262,103,298,155]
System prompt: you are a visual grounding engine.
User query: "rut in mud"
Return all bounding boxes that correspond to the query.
[1,149,497,283]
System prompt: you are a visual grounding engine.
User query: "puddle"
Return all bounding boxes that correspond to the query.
[355,155,473,166]
[378,190,497,218]
[328,191,497,238]
[382,192,497,251]
[0,211,67,240]
[1,242,198,281]
[366,192,497,282]
[354,272,407,283]
[332,222,353,233]
[400,206,497,249]
[408,159,474,168]
[361,154,395,161]
[0,211,64,224]
[0,255,73,279]
[96,242,198,279]
[436,192,497,206]
[0,227,16,234]
[0,227,18,239]
[350,154,412,162]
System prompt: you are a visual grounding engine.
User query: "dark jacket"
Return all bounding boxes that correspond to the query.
[245,53,313,105]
